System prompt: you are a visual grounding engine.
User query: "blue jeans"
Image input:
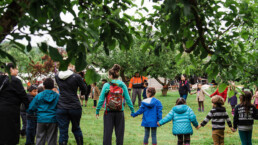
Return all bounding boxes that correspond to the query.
[26,119,37,145]
[239,130,252,145]
[180,94,188,100]
[144,127,157,144]
[56,109,83,144]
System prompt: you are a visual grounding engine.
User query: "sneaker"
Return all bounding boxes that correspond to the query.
[198,108,201,112]
[85,105,87,107]
[202,108,204,112]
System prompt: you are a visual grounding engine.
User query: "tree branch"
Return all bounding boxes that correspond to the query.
[0,0,28,43]
[183,37,201,53]
[154,77,165,86]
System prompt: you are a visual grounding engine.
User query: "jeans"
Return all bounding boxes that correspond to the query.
[180,94,188,100]
[239,130,252,145]
[26,119,37,145]
[144,127,157,144]
[56,109,83,144]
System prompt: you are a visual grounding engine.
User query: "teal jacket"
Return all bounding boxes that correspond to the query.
[96,80,134,115]
[159,105,198,135]
[27,90,59,123]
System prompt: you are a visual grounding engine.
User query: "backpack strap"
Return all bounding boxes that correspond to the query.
[0,76,8,92]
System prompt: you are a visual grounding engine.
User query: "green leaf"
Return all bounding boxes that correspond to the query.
[48,46,63,62]
[0,26,3,33]
[218,83,227,93]
[0,49,16,66]
[228,90,235,98]
[85,69,101,85]
[75,52,87,72]
[186,40,194,49]
[39,43,48,54]
[27,42,32,52]
[141,0,144,6]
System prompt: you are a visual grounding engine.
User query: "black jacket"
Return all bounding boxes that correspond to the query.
[179,80,191,95]
[55,70,87,109]
[233,105,258,129]
[0,75,29,144]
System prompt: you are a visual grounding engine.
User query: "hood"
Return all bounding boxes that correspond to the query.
[173,105,189,114]
[58,70,73,80]
[141,98,158,108]
[42,90,58,103]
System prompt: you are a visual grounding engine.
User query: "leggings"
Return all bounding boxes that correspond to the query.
[198,101,204,110]
[177,134,190,145]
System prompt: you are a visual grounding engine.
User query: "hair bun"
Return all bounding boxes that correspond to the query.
[112,64,121,72]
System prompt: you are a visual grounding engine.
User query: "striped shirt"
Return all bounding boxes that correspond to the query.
[201,107,232,130]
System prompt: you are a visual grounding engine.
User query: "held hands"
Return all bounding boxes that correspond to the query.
[157,122,161,127]
[231,128,236,132]
[196,125,202,130]
[131,113,136,117]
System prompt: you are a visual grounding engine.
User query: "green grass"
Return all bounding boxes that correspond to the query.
[19,90,258,145]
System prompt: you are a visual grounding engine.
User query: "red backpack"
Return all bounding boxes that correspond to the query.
[106,83,124,112]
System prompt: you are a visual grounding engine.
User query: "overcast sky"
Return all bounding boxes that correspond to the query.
[5,0,156,48]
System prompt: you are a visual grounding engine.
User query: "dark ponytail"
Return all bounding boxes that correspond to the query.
[240,91,253,114]
[108,64,121,79]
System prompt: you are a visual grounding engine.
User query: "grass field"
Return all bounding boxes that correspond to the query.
[19,89,258,145]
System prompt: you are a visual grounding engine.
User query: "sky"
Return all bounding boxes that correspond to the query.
[5,0,156,48]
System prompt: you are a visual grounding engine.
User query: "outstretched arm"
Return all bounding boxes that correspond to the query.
[158,109,174,126]
[132,105,145,117]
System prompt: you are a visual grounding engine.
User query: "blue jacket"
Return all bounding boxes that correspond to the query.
[159,105,198,135]
[27,90,59,123]
[132,98,163,127]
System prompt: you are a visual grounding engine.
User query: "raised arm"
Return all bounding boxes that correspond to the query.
[202,89,210,97]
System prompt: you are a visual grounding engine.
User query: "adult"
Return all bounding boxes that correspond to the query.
[0,63,29,145]
[178,75,191,100]
[210,87,228,102]
[96,64,135,145]
[55,65,87,145]
[78,72,91,107]
[128,72,148,106]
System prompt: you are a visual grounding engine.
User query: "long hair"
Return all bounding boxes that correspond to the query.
[240,91,253,114]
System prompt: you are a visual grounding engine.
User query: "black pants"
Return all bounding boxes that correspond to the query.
[103,112,124,145]
[94,100,97,107]
[177,134,190,145]
[20,112,27,136]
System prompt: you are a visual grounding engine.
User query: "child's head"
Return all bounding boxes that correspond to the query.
[143,82,148,88]
[197,83,202,89]
[37,86,44,93]
[240,91,252,113]
[28,85,38,97]
[181,75,186,81]
[211,95,224,107]
[147,87,156,98]
[176,98,186,105]
[102,79,107,85]
[43,78,54,90]
[92,83,97,86]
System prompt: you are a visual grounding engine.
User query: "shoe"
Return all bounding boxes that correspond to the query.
[93,106,96,108]
[202,109,204,112]
[198,108,201,112]
[85,105,87,107]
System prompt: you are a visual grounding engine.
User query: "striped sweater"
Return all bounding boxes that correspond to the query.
[201,107,232,130]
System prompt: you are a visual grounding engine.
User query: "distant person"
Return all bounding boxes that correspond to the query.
[55,64,87,145]
[228,92,238,116]
[191,83,210,112]
[210,87,228,102]
[233,91,258,145]
[131,87,163,145]
[27,78,59,145]
[178,75,191,100]
[129,72,148,106]
[101,79,108,90]
[253,88,258,109]
[26,85,38,145]
[142,82,148,100]
[90,83,100,108]
[158,98,198,145]
[198,95,233,145]
[96,64,135,145]
[0,63,29,145]
[78,72,91,107]
[38,86,45,94]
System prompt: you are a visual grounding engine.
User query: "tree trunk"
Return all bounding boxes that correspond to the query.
[162,88,168,96]
[0,0,28,43]
[120,68,126,82]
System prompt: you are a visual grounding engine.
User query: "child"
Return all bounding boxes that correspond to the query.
[26,85,38,145]
[191,83,210,112]
[228,92,238,115]
[142,82,148,100]
[158,98,198,145]
[198,95,233,145]
[91,83,100,108]
[131,87,162,145]
[252,88,258,109]
[27,78,59,145]
[233,91,258,145]
[178,75,191,100]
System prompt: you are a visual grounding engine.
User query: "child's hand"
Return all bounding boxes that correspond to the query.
[197,125,201,129]
[157,122,161,127]
[231,128,236,132]
[131,113,135,117]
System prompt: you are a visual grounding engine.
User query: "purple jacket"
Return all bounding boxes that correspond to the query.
[228,95,237,106]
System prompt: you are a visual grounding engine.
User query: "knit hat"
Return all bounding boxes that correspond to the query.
[211,95,224,105]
